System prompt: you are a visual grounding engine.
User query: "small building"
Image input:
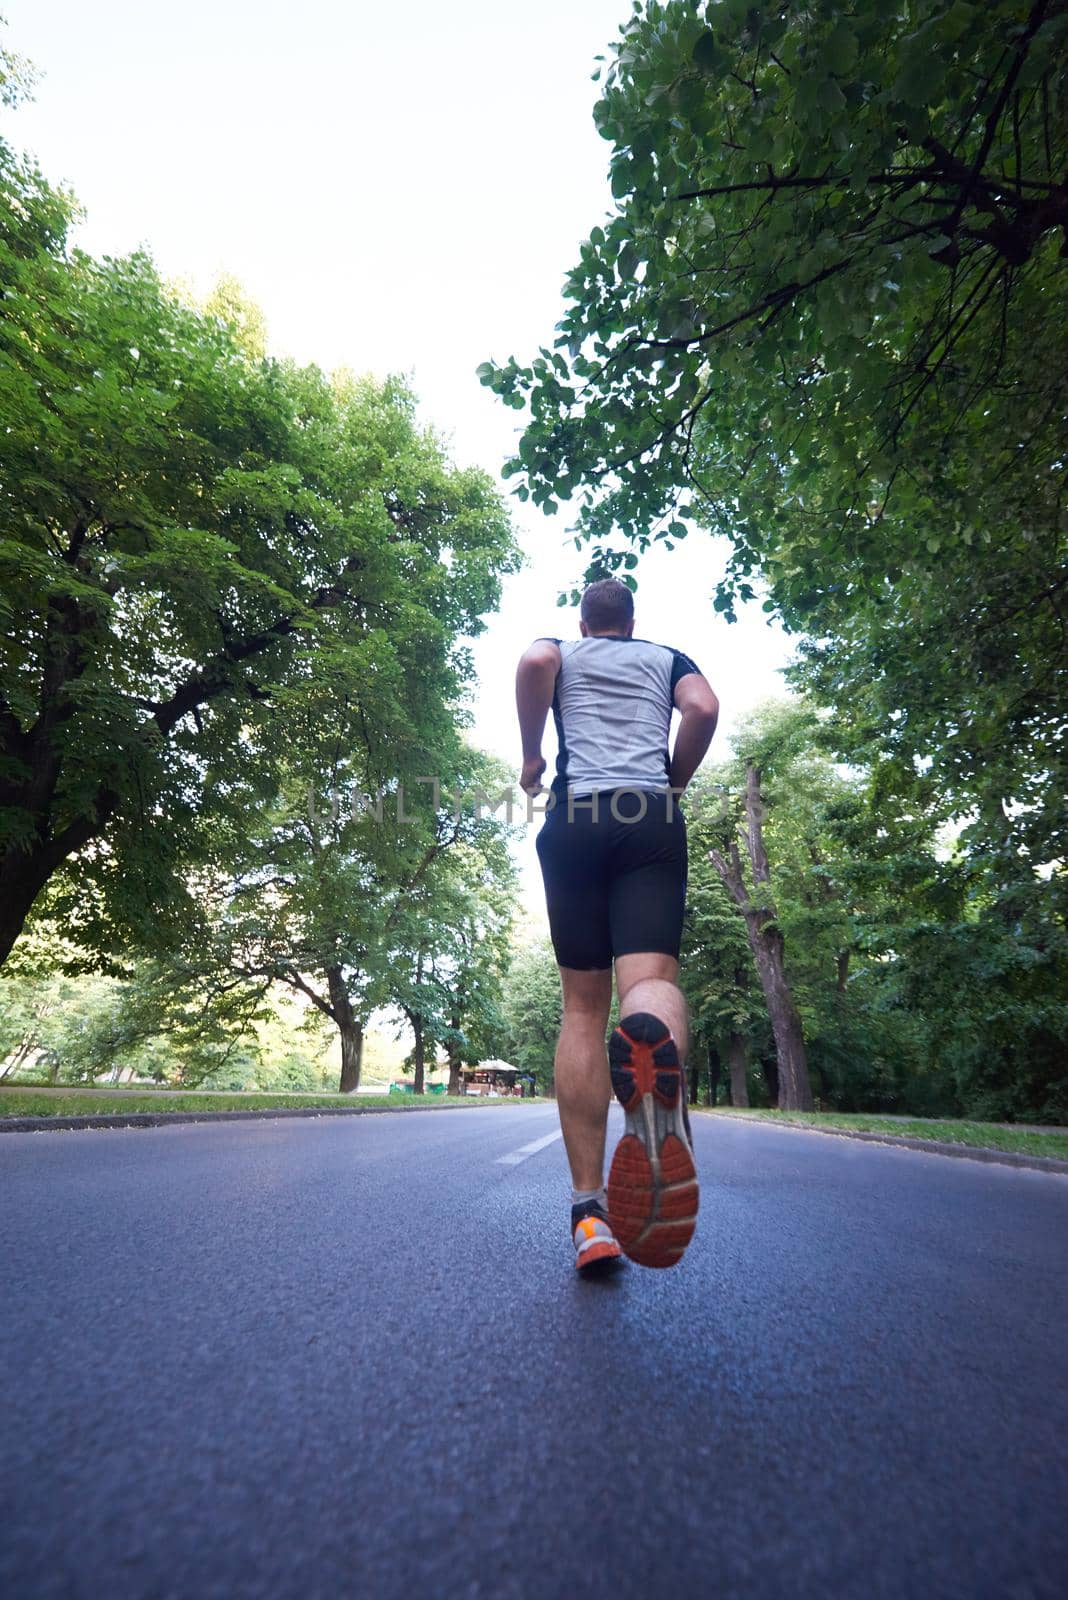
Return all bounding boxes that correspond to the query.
[460,1060,531,1097]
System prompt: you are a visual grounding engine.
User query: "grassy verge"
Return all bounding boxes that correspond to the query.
[0,1089,536,1120]
[697,1108,1068,1161]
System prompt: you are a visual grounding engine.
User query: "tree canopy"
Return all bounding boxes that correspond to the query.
[681,701,1068,1121]
[0,129,518,967]
[482,0,1067,886]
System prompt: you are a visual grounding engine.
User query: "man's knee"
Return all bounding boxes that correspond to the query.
[614,951,679,999]
[558,965,612,1025]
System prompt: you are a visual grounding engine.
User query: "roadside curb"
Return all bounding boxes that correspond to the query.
[698,1111,1068,1175]
[0,1102,535,1134]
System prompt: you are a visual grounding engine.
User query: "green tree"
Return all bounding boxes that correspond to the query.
[501,938,564,1094]
[386,795,517,1094]
[414,837,517,1096]
[481,0,1068,878]
[692,703,819,1108]
[0,957,277,1086]
[0,19,37,109]
[0,130,517,967]
[685,700,957,1113]
[168,746,517,1093]
[847,833,1068,1123]
[731,711,941,1111]
[681,832,768,1106]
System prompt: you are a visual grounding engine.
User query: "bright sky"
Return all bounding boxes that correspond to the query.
[5,0,794,927]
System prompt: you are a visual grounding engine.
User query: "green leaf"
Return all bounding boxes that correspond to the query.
[817,79,846,116]
[691,29,725,76]
[824,23,858,76]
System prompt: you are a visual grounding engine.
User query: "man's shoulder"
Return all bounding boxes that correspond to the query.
[629,636,689,654]
[542,636,700,677]
[631,637,701,674]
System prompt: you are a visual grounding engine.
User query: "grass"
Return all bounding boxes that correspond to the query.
[698,1107,1068,1161]
[0,1087,538,1121]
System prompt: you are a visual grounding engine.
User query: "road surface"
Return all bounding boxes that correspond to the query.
[2,1106,1066,1599]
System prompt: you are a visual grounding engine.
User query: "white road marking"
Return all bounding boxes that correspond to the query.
[495,1128,564,1166]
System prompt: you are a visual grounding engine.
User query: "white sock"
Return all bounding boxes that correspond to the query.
[572,1185,607,1212]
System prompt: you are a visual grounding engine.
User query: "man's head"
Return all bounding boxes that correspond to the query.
[579,578,635,638]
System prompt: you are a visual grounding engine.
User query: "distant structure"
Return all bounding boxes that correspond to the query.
[460,1060,534,1097]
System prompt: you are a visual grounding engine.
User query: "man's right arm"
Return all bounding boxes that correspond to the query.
[669,674,719,791]
[515,638,561,795]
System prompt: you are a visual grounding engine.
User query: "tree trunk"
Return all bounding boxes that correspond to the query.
[0,766,119,969]
[0,855,57,968]
[412,1017,425,1095]
[709,763,814,1113]
[1,1037,36,1080]
[706,1043,722,1107]
[688,1055,701,1105]
[326,964,364,1093]
[762,1052,779,1107]
[749,928,812,1110]
[338,1022,363,1094]
[727,1032,749,1107]
[836,949,850,995]
[446,1012,462,1095]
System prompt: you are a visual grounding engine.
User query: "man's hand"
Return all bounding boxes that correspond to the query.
[520,756,547,796]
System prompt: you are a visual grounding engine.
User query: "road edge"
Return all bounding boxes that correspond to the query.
[0,1102,540,1134]
[696,1111,1068,1175]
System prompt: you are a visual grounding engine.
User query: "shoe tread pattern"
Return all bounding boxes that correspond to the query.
[606,1013,699,1269]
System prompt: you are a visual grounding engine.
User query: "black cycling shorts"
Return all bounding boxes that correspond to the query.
[535,788,688,971]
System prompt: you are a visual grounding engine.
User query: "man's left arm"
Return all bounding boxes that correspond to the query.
[669,671,720,791]
[516,638,561,794]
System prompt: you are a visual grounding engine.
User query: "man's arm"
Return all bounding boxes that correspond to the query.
[669,673,719,791]
[516,638,561,794]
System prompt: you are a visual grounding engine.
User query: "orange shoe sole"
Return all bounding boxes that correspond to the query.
[607,1012,698,1269]
[574,1237,624,1273]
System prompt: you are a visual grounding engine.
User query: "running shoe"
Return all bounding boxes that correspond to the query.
[606,1011,699,1268]
[571,1198,624,1273]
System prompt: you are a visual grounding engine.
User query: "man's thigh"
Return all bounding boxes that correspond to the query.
[536,811,613,970]
[608,813,688,964]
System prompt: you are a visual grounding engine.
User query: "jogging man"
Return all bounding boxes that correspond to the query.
[516,578,719,1273]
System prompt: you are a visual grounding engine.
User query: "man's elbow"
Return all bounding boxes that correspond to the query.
[691,689,719,730]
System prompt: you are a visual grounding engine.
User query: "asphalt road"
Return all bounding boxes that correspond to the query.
[2,1107,1066,1600]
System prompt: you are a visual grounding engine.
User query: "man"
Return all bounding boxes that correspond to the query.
[516,578,719,1273]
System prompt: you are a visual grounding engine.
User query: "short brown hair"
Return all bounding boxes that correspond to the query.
[580,578,634,634]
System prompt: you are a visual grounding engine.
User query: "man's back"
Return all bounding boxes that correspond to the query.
[544,635,699,797]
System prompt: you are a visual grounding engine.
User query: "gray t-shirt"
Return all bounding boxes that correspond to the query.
[538,636,700,797]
